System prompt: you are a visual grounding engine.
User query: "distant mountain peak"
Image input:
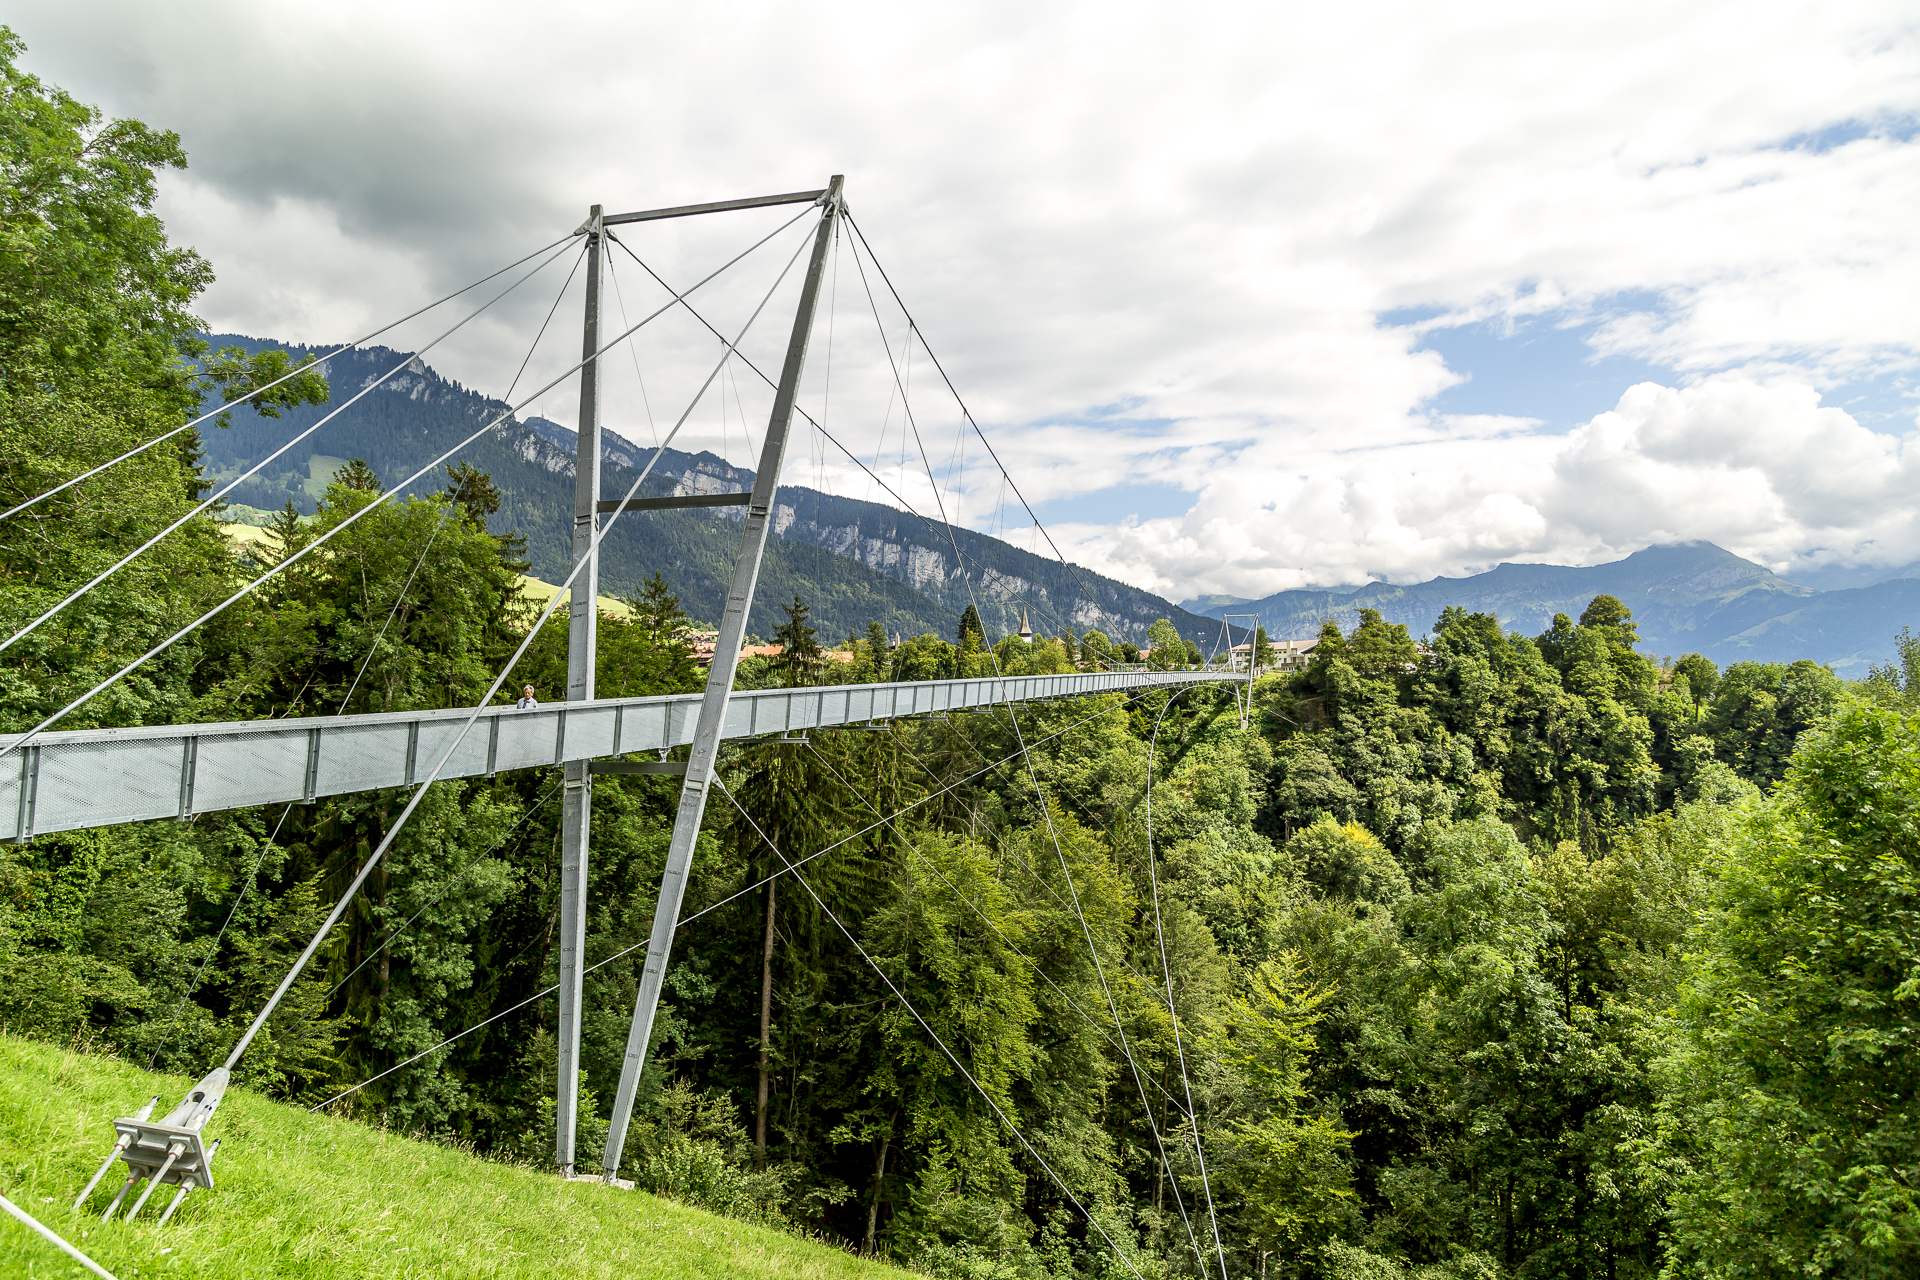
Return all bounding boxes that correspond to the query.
[1184,539,1907,670]
[1593,541,1812,606]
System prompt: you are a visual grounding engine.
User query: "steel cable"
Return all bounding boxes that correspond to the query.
[0,238,586,660]
[144,802,295,1071]
[333,508,452,714]
[883,713,1190,1005]
[601,254,660,446]
[1146,687,1229,1280]
[0,204,817,771]
[802,737,1195,1119]
[715,776,1151,1280]
[606,232,1102,664]
[844,244,1211,1275]
[329,243,586,715]
[843,214,1126,640]
[214,209,823,1070]
[305,687,1168,1112]
[0,234,582,526]
[323,780,561,1002]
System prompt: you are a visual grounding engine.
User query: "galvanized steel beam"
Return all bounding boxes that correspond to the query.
[555,206,604,1175]
[599,189,828,227]
[594,492,749,513]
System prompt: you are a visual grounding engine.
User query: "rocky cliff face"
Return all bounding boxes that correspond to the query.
[759,491,1199,644]
[518,416,1218,644]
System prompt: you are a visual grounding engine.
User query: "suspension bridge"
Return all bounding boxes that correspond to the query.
[1,177,1253,1279]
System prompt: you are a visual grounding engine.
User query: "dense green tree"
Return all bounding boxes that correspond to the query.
[197,464,527,719]
[0,29,323,433]
[1695,659,1845,789]
[1147,617,1185,670]
[772,594,825,688]
[955,625,988,678]
[1211,956,1355,1263]
[1662,699,1920,1276]
[1535,611,1576,669]
[598,573,701,698]
[991,633,1072,677]
[1287,815,1408,911]
[955,603,983,645]
[1861,627,1920,710]
[1345,608,1419,682]
[1579,593,1639,647]
[0,29,324,734]
[1672,652,1719,708]
[890,632,956,682]
[332,457,381,493]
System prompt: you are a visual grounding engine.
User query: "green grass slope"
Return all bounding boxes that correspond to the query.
[0,1036,905,1280]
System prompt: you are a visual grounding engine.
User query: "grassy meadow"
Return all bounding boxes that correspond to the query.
[0,1036,904,1280]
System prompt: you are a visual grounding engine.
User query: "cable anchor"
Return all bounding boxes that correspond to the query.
[75,1068,229,1224]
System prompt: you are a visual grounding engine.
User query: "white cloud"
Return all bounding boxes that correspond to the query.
[1061,377,1919,598]
[9,0,1919,595]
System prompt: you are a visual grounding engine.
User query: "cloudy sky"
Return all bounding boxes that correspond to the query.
[17,1,1920,600]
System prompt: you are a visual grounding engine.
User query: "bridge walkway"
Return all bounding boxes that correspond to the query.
[2,670,1233,840]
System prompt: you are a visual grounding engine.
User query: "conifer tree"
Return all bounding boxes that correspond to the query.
[333,457,382,493]
[773,593,824,687]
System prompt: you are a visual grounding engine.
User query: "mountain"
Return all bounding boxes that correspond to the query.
[1177,593,1255,613]
[195,336,1228,647]
[1196,542,1914,675]
[1194,542,1812,639]
[1705,579,1920,670]
[1784,560,1920,592]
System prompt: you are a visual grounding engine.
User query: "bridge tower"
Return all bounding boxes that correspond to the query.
[596,175,844,1181]
[544,177,848,1181]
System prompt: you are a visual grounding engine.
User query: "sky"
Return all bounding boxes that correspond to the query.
[14,1,1920,600]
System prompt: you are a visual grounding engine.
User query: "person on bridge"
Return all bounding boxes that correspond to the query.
[515,685,539,710]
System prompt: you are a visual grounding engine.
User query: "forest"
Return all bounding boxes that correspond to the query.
[3,32,1918,1280]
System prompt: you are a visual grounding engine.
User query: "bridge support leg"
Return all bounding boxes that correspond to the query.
[555,206,604,1177]
[599,177,843,1182]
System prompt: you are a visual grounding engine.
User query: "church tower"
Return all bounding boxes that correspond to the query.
[1017,606,1033,643]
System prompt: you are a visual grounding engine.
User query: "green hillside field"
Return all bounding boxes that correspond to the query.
[0,1036,905,1280]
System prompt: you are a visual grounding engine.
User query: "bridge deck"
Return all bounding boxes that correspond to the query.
[1,670,1232,839]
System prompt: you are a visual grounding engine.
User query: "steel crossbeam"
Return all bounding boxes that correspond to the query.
[0,671,1230,841]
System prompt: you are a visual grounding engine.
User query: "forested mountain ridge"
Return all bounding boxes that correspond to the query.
[198,336,1227,648]
[194,335,949,641]
[1200,541,1911,674]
